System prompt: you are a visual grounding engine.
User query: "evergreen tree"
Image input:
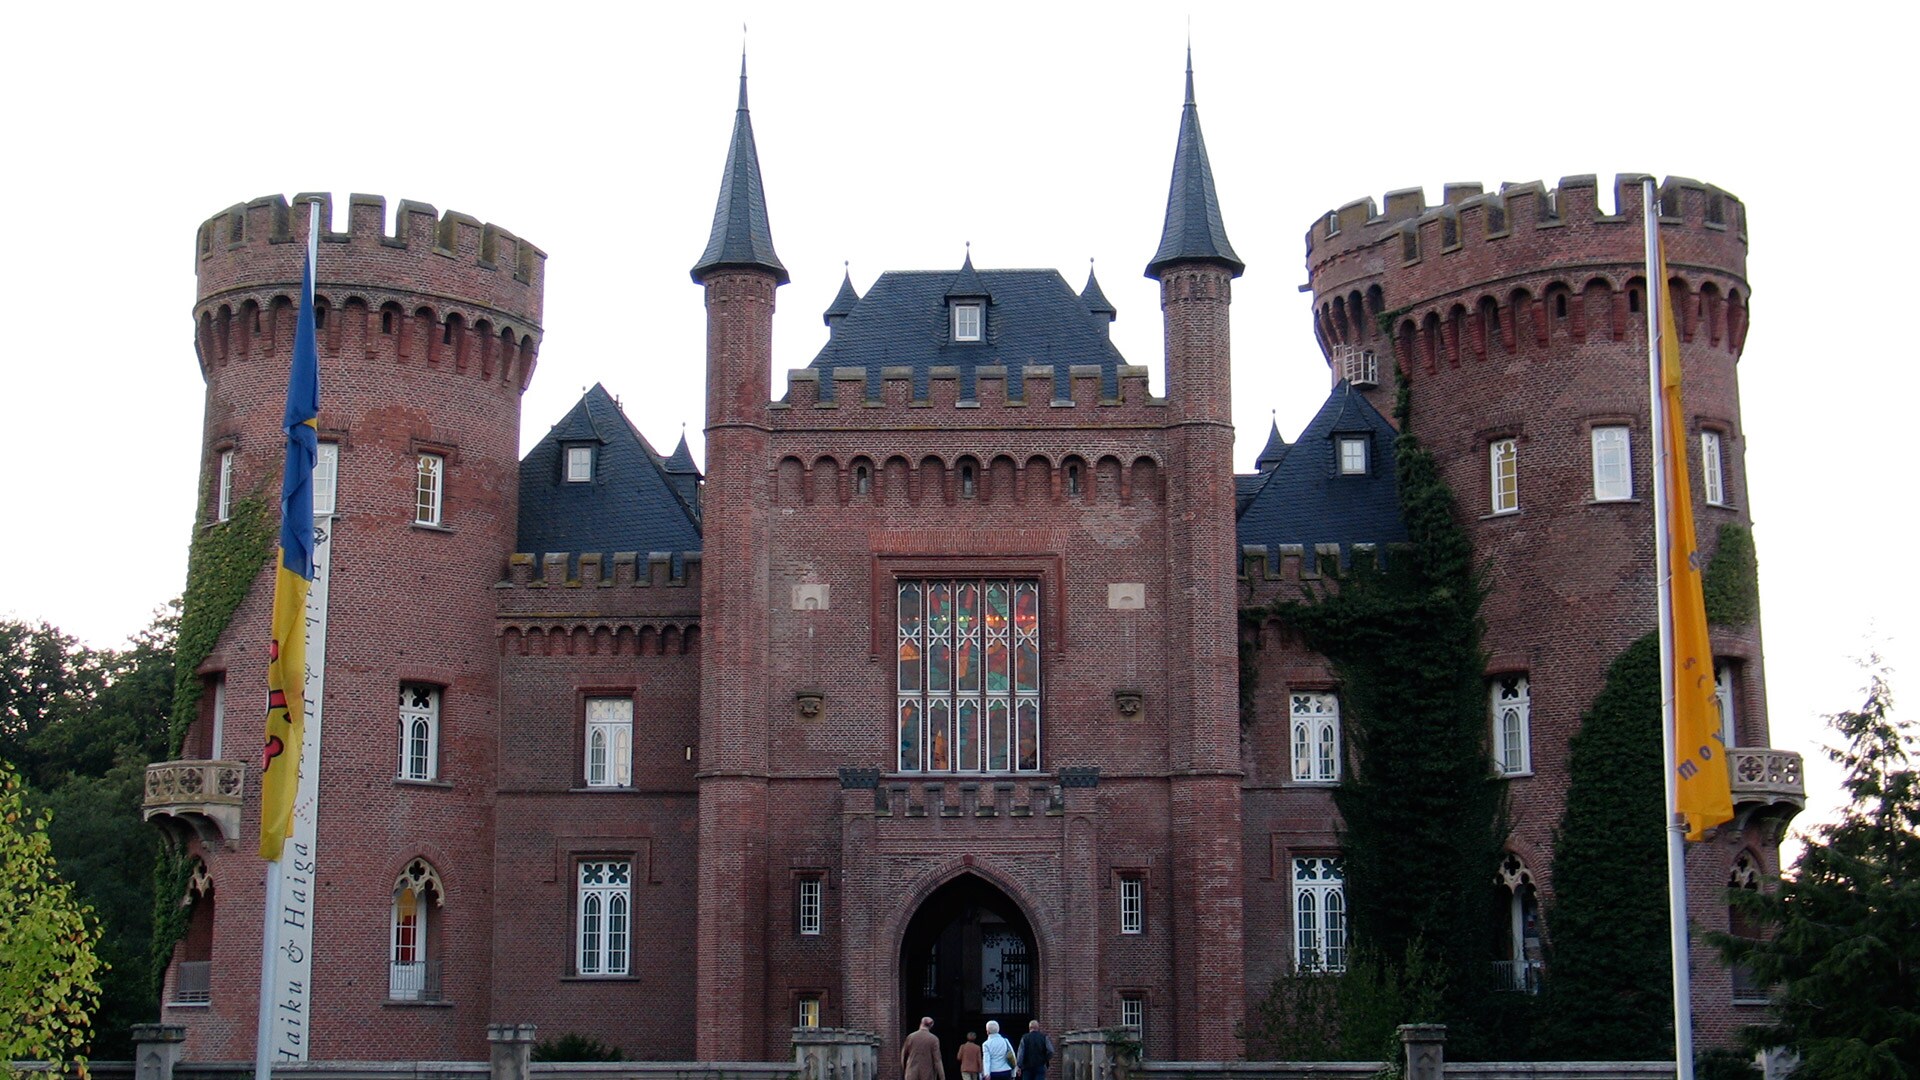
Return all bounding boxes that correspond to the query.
[1714,668,1919,1078]
[1268,378,1509,1056]
[1536,633,1673,1058]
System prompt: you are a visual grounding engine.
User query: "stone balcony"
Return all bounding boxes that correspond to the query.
[1729,747,1805,831]
[144,760,245,846]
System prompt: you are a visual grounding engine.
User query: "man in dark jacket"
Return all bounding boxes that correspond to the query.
[1014,1020,1052,1080]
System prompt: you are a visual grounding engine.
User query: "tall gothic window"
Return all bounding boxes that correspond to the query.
[1292,857,1346,972]
[1290,693,1341,783]
[398,684,440,782]
[585,698,633,788]
[897,580,1041,773]
[1491,675,1532,776]
[389,859,443,1001]
[577,860,631,976]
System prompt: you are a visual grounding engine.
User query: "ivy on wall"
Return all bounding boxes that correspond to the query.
[1702,523,1759,626]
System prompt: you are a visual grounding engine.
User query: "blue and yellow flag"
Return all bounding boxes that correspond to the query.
[1659,238,1733,841]
[259,251,320,862]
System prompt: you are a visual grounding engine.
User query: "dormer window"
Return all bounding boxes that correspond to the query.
[1338,436,1369,475]
[952,302,983,342]
[565,446,594,483]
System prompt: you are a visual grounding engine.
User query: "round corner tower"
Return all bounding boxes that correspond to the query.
[1304,174,1784,1044]
[171,192,544,1060]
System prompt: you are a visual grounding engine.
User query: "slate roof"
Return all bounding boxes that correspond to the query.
[823,270,861,324]
[806,263,1130,401]
[1146,51,1243,279]
[691,57,788,285]
[1236,383,1407,565]
[1080,266,1116,321]
[517,384,703,568]
[1255,418,1289,471]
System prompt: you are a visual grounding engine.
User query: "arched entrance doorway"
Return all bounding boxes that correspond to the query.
[899,874,1037,1064]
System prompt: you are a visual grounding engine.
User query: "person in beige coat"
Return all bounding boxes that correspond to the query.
[903,1017,946,1080]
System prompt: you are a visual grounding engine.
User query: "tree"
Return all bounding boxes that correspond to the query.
[0,758,106,1072]
[1714,667,1919,1078]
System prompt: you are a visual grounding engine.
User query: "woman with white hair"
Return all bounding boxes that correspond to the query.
[981,1021,1015,1080]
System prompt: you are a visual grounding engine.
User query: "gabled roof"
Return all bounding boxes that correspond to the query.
[1236,383,1406,565]
[1146,50,1243,279]
[691,56,788,285]
[517,385,702,567]
[806,264,1129,401]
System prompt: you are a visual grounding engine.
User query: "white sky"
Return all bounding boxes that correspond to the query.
[1,2,1910,846]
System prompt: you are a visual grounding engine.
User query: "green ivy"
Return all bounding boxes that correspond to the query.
[1702,524,1760,626]
[168,496,275,756]
[147,850,195,1003]
[1249,365,1509,1057]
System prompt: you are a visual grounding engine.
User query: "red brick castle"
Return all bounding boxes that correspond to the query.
[146,56,1804,1065]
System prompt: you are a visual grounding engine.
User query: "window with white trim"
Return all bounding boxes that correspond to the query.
[566,446,594,483]
[585,697,633,788]
[1591,426,1632,501]
[216,451,234,522]
[415,453,444,525]
[897,579,1041,773]
[576,860,631,976]
[209,674,226,759]
[389,859,441,1001]
[1292,857,1346,972]
[1289,693,1340,783]
[1701,431,1726,506]
[398,684,440,782]
[798,997,821,1028]
[1337,437,1368,475]
[1490,438,1518,514]
[1491,675,1531,776]
[312,442,339,517]
[1120,995,1144,1035]
[798,876,823,936]
[1715,663,1738,750]
[1119,875,1144,935]
[952,302,983,342]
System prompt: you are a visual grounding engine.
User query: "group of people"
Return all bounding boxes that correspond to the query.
[902,1018,1052,1080]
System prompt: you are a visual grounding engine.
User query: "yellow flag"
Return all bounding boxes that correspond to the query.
[1659,239,1733,840]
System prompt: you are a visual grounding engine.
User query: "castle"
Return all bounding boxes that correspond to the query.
[145,56,1805,1065]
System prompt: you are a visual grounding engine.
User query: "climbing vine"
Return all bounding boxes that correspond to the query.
[1702,523,1759,626]
[1249,364,1509,1056]
[168,495,275,755]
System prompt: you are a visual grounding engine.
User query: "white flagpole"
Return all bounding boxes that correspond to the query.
[1644,177,1696,1080]
[254,199,322,1080]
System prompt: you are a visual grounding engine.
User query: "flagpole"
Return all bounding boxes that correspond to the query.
[254,198,322,1080]
[1644,177,1696,1080]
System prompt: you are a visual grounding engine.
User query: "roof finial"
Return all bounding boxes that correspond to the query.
[738,28,750,110]
[1184,41,1195,107]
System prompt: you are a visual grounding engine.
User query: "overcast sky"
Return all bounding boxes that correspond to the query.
[1,2,1910,843]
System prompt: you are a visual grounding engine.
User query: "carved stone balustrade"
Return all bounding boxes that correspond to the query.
[144,760,246,846]
[1729,747,1804,833]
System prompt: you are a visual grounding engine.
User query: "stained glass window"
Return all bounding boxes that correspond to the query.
[898,579,1040,773]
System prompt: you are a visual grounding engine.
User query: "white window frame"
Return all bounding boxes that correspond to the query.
[1292,857,1346,972]
[576,859,631,976]
[312,442,339,517]
[798,876,823,936]
[415,453,444,526]
[798,996,821,1028]
[1289,693,1341,783]
[398,684,440,782]
[1491,675,1532,777]
[952,302,983,342]
[1120,995,1144,1035]
[1337,437,1368,476]
[216,450,234,522]
[390,882,428,1000]
[1490,438,1518,514]
[209,675,226,759]
[585,697,633,788]
[1591,426,1632,502]
[566,445,594,483]
[1701,431,1726,506]
[1119,875,1144,935]
[1715,663,1738,750]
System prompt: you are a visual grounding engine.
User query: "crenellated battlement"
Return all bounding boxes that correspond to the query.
[1303,174,1754,373]
[195,193,546,326]
[1239,542,1404,588]
[499,550,703,592]
[773,363,1162,421]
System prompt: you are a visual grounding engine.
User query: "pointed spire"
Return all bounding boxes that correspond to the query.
[823,264,860,326]
[946,248,987,298]
[1081,261,1116,322]
[691,51,789,285]
[1256,414,1289,472]
[1146,48,1243,280]
[664,431,699,476]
